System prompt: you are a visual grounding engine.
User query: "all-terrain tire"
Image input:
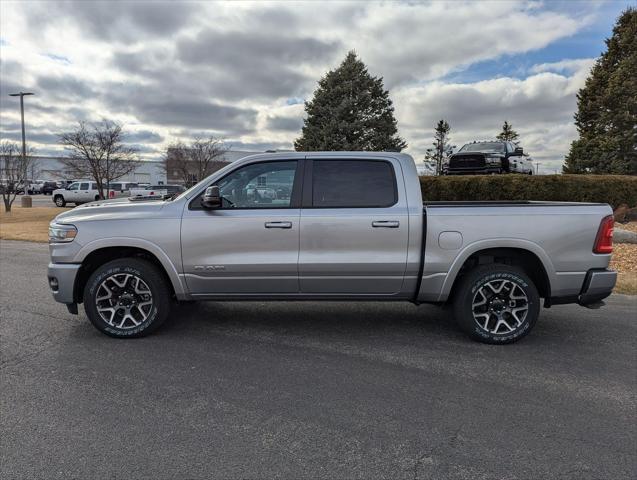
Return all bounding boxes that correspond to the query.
[83,258,171,338]
[452,264,540,344]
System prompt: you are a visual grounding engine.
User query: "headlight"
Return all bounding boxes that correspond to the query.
[49,223,77,243]
[485,155,502,165]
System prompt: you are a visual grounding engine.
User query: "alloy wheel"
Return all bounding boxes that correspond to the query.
[95,273,154,329]
[471,280,529,334]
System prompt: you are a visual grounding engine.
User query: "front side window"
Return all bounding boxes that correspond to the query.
[214,161,297,209]
[68,183,79,191]
[312,160,397,208]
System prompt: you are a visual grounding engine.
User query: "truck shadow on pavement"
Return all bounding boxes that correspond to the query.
[158,301,472,344]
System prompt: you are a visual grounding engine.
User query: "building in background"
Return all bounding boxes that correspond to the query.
[30,155,166,185]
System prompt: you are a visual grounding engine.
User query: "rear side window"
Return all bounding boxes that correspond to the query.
[80,182,89,190]
[312,160,397,208]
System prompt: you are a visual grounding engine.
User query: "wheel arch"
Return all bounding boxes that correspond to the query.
[72,239,187,304]
[440,240,553,303]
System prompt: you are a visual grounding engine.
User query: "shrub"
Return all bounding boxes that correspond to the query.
[420,175,637,209]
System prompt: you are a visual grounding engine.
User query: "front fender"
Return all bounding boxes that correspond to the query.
[74,237,188,299]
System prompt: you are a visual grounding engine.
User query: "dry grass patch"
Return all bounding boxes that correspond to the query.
[0,207,69,243]
[610,243,637,295]
[617,221,637,234]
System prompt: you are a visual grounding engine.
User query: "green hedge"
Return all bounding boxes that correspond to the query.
[420,175,637,209]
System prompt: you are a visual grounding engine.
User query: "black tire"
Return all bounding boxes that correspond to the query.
[83,258,171,338]
[54,195,66,207]
[95,195,100,201]
[452,264,540,344]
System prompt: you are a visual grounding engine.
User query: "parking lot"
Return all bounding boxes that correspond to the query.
[1,239,636,479]
[15,194,59,207]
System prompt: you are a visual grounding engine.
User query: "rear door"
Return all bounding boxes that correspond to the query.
[299,157,409,295]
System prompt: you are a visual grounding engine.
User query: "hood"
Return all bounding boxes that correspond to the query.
[451,151,504,157]
[53,197,172,225]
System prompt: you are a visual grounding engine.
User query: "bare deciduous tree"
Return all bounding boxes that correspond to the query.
[164,137,228,187]
[59,120,140,199]
[1,140,34,212]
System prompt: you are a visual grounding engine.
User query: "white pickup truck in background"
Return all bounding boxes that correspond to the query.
[52,181,101,207]
[129,184,185,198]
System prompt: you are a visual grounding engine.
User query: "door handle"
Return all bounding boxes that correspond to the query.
[372,221,400,228]
[265,221,292,229]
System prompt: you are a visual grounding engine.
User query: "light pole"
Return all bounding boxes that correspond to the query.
[8,92,34,201]
[535,161,541,175]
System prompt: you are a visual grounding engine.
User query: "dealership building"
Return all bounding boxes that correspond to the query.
[28,150,262,185]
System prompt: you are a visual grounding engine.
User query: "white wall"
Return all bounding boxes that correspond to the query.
[32,156,166,184]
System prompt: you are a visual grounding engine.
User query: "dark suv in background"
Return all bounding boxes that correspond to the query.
[447,141,533,175]
[41,181,59,195]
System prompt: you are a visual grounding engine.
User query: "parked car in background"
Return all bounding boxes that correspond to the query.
[129,184,185,198]
[27,180,44,194]
[47,152,616,344]
[41,181,59,195]
[447,141,533,175]
[52,181,101,207]
[103,182,140,198]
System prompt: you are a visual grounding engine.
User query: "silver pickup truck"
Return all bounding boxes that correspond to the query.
[47,152,617,344]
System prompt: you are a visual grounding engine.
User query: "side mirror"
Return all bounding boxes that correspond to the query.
[514,147,524,156]
[201,185,221,209]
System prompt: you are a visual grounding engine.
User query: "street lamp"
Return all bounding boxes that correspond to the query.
[8,92,34,199]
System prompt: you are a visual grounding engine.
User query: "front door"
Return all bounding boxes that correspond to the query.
[299,158,409,295]
[77,182,92,202]
[65,182,80,202]
[181,160,302,296]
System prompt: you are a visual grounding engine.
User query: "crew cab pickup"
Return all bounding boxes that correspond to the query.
[47,152,616,344]
[448,141,533,175]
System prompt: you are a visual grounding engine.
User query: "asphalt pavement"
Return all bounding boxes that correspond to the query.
[1,240,636,479]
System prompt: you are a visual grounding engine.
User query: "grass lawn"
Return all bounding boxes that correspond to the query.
[0,206,69,243]
[1,205,636,294]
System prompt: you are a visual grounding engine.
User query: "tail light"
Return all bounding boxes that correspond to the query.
[593,215,614,254]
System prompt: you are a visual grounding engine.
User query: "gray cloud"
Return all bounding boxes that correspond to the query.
[28,0,201,42]
[36,75,96,101]
[104,84,258,134]
[124,130,164,144]
[174,30,340,100]
[266,114,304,132]
[177,30,339,66]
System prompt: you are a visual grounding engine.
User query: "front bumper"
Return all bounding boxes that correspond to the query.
[578,268,617,306]
[47,262,81,305]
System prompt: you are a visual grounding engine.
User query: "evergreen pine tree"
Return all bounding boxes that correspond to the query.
[294,51,407,152]
[424,120,452,175]
[563,8,637,174]
[496,121,520,143]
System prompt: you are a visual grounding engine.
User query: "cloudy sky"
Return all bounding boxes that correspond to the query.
[0,0,629,173]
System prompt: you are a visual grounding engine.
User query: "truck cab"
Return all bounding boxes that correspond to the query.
[448,141,533,175]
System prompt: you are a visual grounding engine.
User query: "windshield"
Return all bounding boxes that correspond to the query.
[459,142,505,153]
